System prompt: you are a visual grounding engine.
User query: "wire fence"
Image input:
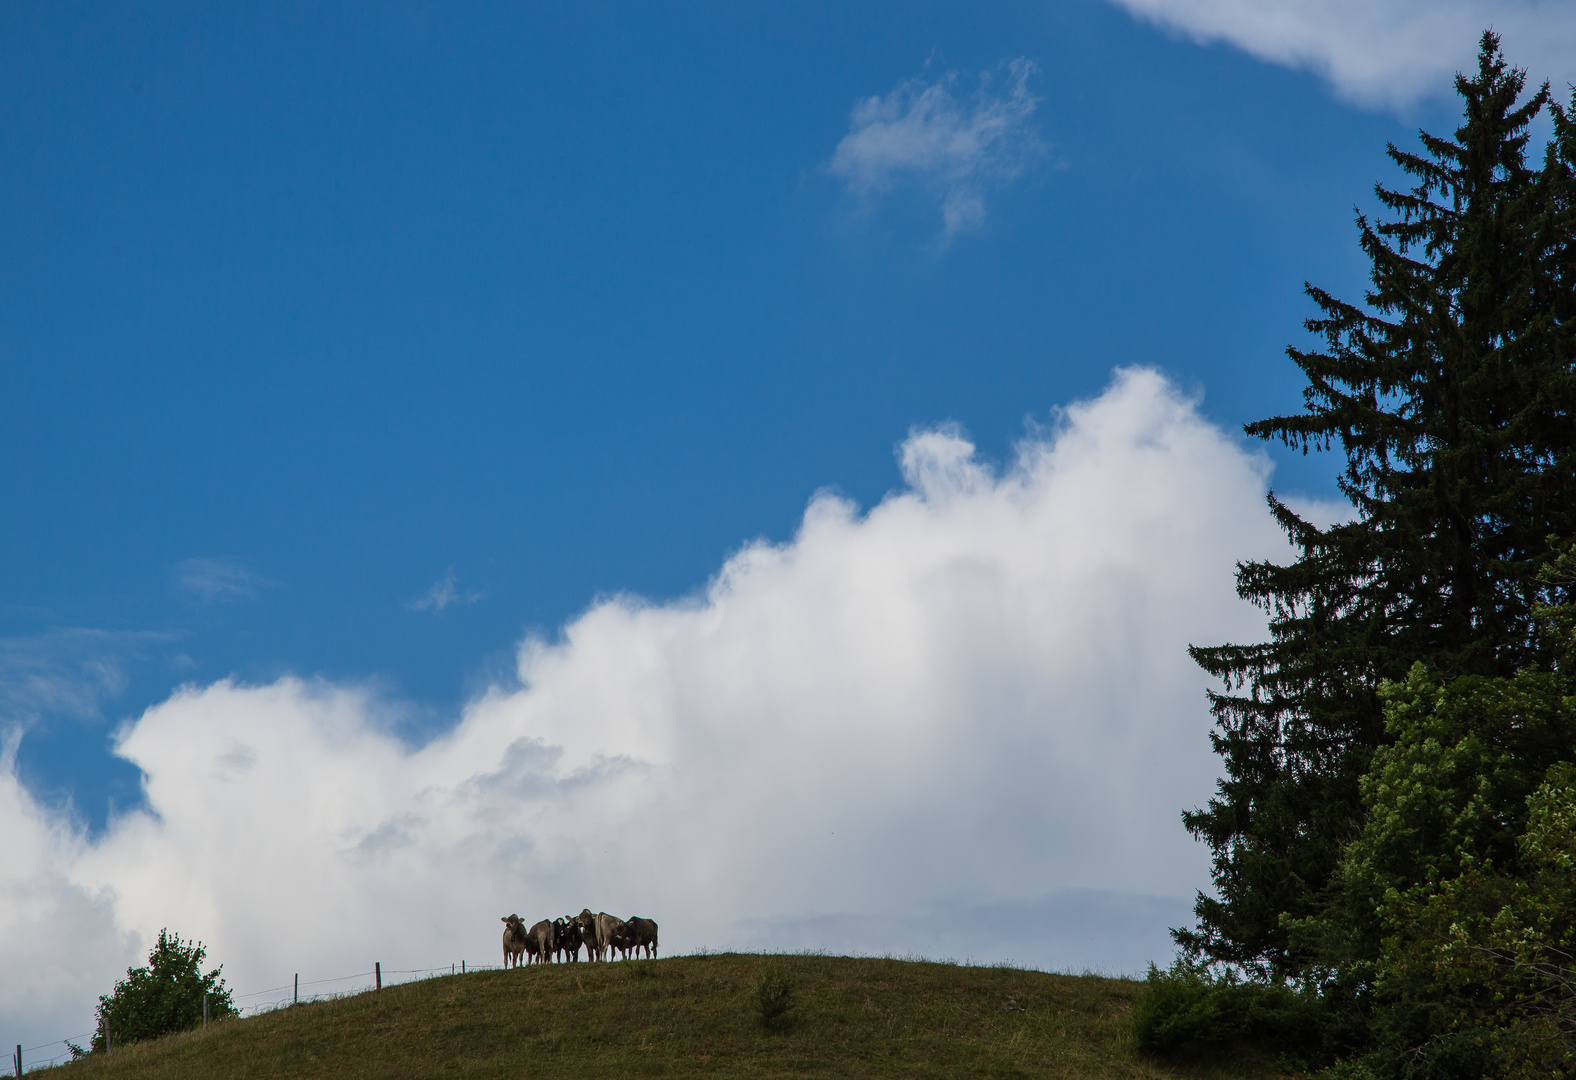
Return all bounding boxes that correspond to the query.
[11,960,504,1075]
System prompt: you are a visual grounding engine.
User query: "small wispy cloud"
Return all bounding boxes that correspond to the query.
[173,557,264,603]
[828,58,1044,239]
[0,627,171,730]
[408,572,482,614]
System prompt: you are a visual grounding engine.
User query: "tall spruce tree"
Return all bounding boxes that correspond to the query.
[1178,33,1576,979]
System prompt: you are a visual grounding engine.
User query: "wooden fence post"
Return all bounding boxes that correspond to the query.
[375,962,382,990]
[462,961,465,974]
[204,992,210,1028]
[14,1043,21,1078]
[294,973,299,1006]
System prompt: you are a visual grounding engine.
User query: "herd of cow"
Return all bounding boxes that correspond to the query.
[500,909,658,967]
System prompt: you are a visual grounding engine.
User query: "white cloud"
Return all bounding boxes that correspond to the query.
[828,59,1044,239]
[0,369,1300,1050]
[1105,0,1576,108]
[408,572,482,613]
[173,557,263,603]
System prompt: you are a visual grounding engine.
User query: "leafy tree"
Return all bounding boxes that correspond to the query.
[93,928,236,1050]
[1290,546,1576,1077]
[1140,547,1576,1072]
[1179,32,1576,981]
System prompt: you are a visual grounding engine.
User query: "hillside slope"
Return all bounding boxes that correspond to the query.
[43,953,1283,1079]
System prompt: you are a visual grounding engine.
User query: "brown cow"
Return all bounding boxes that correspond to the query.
[575,909,601,960]
[529,919,555,964]
[594,912,626,962]
[624,916,659,959]
[501,915,528,969]
[607,920,634,960]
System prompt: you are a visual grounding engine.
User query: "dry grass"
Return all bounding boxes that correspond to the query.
[42,952,1287,1079]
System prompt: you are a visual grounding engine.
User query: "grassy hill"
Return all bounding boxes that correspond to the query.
[42,953,1285,1079]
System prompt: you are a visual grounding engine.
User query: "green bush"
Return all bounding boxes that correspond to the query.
[756,967,796,1031]
[1132,958,1328,1064]
[1131,959,1227,1056]
[94,928,236,1050]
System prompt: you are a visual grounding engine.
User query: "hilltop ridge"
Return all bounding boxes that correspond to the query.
[42,952,1282,1079]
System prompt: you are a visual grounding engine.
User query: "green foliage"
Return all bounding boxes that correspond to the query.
[1182,30,1576,982]
[1285,548,1576,1076]
[1131,959,1334,1066]
[94,928,236,1051]
[755,967,796,1030]
[1416,767,1576,1077]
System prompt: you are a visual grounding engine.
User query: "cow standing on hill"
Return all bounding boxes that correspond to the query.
[555,917,583,962]
[529,919,556,964]
[608,920,634,960]
[624,916,659,959]
[501,915,528,969]
[575,909,601,960]
[594,912,626,961]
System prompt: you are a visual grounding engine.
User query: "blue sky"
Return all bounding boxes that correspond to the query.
[3,0,1416,822]
[5,0,1574,1054]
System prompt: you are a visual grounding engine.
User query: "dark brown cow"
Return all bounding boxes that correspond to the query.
[529,919,555,964]
[623,916,659,959]
[575,909,601,961]
[608,920,634,960]
[501,915,528,969]
[555,917,583,962]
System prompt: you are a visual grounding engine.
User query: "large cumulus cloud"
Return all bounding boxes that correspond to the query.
[2,368,1298,1051]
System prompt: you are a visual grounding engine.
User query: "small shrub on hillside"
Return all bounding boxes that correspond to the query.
[1132,958,1327,1065]
[756,968,796,1031]
[1131,959,1227,1055]
[93,928,236,1050]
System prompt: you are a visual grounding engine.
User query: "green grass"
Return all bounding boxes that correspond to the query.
[43,953,1288,1079]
